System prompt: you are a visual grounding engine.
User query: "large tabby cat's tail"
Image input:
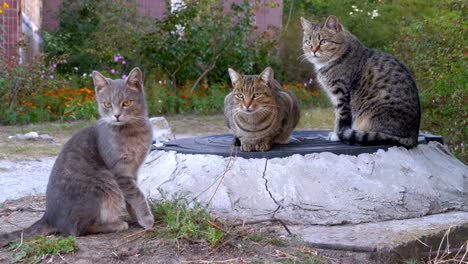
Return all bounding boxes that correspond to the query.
[0,216,56,247]
[338,128,418,148]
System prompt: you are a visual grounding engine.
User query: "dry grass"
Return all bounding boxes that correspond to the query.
[0,120,93,161]
[0,108,335,161]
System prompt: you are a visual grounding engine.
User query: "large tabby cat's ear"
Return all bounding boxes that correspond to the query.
[300,17,313,31]
[228,68,242,86]
[126,67,143,92]
[92,71,110,94]
[325,15,343,33]
[259,67,273,84]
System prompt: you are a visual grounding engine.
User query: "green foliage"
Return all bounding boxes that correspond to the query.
[8,235,77,263]
[139,0,276,90]
[0,56,96,125]
[43,0,149,74]
[388,1,467,161]
[149,190,224,247]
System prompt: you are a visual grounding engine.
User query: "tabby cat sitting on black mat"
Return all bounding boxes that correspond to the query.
[0,68,154,247]
[224,67,300,152]
[301,15,421,148]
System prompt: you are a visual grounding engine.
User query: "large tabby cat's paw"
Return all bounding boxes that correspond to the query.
[138,212,155,229]
[327,132,340,142]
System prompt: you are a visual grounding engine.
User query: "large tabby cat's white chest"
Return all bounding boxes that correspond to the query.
[317,74,339,107]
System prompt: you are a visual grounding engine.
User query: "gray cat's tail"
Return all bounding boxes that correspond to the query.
[338,128,418,148]
[0,216,56,248]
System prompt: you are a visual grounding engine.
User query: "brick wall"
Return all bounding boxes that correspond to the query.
[137,0,166,18]
[42,0,60,31]
[0,0,20,59]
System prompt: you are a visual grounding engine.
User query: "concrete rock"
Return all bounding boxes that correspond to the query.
[150,116,175,142]
[8,131,53,141]
[139,142,468,225]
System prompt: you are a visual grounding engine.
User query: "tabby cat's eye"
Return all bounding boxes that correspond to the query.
[235,93,244,99]
[253,93,263,98]
[104,102,112,108]
[320,39,328,45]
[122,100,132,107]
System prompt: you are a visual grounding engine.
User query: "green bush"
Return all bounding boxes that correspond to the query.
[389,3,467,161]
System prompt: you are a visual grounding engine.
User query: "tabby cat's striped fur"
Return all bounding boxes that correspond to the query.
[301,16,421,148]
[224,67,300,152]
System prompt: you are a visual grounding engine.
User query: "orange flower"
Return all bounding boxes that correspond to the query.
[201,83,208,90]
[181,92,187,99]
[311,91,319,97]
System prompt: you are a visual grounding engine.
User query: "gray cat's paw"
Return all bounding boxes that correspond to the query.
[116,221,129,231]
[138,212,155,229]
[327,132,340,142]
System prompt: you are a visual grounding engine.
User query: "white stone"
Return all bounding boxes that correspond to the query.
[139,142,468,224]
[150,116,175,143]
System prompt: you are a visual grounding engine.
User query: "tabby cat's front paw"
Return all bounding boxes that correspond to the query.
[240,143,255,152]
[255,143,272,152]
[138,212,155,229]
[327,132,340,142]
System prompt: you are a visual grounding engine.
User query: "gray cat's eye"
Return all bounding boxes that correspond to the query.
[305,40,312,46]
[122,100,133,107]
[235,93,244,99]
[104,102,112,108]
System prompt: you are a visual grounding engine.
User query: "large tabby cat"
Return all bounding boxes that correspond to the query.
[224,67,300,152]
[0,68,154,247]
[301,16,421,148]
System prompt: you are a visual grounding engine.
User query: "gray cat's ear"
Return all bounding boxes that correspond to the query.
[228,68,242,86]
[126,67,143,91]
[325,15,342,33]
[300,17,313,31]
[259,67,273,84]
[92,71,109,93]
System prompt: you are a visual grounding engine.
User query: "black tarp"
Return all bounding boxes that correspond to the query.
[152,130,443,159]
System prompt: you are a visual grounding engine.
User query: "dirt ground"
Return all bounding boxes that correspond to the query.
[0,196,366,264]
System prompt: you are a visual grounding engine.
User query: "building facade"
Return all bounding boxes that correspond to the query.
[0,0,282,63]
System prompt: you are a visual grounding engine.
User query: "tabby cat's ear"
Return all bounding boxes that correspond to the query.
[92,71,110,93]
[300,17,313,31]
[228,68,242,86]
[126,67,143,92]
[325,15,342,33]
[259,67,273,84]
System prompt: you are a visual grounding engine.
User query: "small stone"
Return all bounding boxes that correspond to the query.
[150,117,175,142]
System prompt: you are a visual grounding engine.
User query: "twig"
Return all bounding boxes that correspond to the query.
[12,231,24,252]
[181,258,243,264]
[0,206,45,216]
[205,219,226,233]
[58,253,71,264]
[231,218,292,235]
[206,145,237,208]
[114,229,151,248]
[194,145,237,203]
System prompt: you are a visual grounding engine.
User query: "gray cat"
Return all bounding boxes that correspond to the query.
[301,16,421,147]
[0,68,154,247]
[224,67,300,152]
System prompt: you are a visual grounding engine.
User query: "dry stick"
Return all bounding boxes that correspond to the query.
[114,229,151,248]
[231,218,292,236]
[181,258,243,264]
[194,145,237,203]
[206,145,237,208]
[58,253,71,264]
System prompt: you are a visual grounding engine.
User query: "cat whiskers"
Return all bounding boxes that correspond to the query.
[297,54,311,64]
